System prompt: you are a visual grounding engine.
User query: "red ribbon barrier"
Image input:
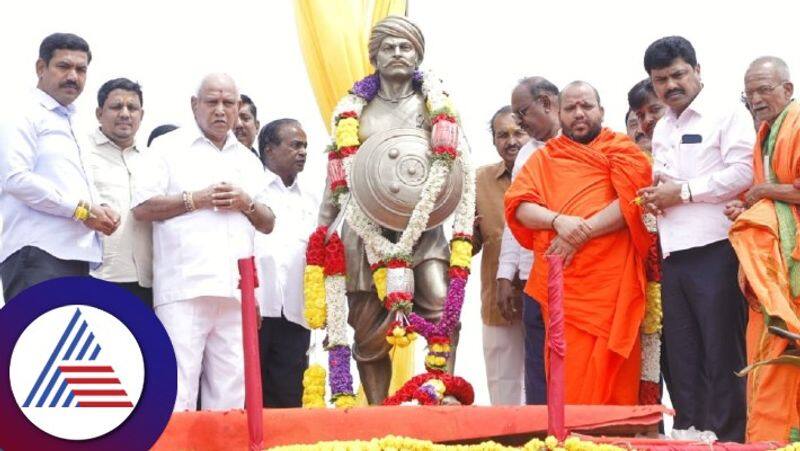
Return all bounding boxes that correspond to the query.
[546,255,567,441]
[238,256,263,451]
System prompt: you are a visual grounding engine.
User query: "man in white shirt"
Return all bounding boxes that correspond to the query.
[638,36,754,442]
[132,73,275,411]
[0,32,119,302]
[254,118,315,408]
[496,76,560,405]
[86,78,153,307]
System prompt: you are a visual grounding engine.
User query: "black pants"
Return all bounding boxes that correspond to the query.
[114,281,153,309]
[1,246,89,302]
[523,292,547,405]
[259,314,310,408]
[661,239,747,442]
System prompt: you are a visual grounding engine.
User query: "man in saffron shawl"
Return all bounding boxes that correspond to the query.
[725,56,800,443]
[504,81,653,404]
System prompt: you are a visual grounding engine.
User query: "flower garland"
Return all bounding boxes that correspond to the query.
[383,372,474,406]
[300,226,356,408]
[639,210,663,404]
[302,69,476,408]
[267,434,627,451]
[301,364,326,408]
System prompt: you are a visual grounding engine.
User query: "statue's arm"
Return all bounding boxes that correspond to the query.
[317,177,340,227]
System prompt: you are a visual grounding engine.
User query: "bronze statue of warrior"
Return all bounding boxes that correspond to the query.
[317,16,459,405]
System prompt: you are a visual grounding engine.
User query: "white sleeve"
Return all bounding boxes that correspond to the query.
[131,150,169,207]
[0,117,80,217]
[687,106,755,203]
[496,224,520,280]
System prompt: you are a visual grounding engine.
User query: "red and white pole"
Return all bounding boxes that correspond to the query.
[238,256,263,451]
[546,255,567,441]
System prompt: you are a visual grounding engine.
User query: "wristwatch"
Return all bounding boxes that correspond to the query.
[680,183,691,203]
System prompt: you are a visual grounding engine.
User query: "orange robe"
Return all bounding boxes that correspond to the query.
[504,128,653,405]
[729,101,800,443]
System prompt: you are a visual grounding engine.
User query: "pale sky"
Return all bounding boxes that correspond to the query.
[2,0,799,408]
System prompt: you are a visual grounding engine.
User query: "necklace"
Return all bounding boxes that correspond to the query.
[376,89,415,103]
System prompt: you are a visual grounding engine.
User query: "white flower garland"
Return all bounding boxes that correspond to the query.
[640,331,662,383]
[324,275,348,347]
[331,70,475,268]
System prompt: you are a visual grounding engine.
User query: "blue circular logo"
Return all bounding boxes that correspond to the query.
[0,277,176,450]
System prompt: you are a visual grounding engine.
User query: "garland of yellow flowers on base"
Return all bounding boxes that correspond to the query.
[302,69,476,407]
[267,434,628,451]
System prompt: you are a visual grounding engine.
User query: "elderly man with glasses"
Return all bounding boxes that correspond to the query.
[726,56,800,443]
[496,76,560,405]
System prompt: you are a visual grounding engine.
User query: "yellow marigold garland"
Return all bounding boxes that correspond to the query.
[303,265,326,329]
[334,117,360,148]
[267,434,627,451]
[386,323,417,347]
[777,443,800,451]
[332,394,357,408]
[643,281,663,335]
[301,364,326,408]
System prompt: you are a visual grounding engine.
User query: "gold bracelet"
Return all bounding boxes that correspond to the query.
[182,191,196,212]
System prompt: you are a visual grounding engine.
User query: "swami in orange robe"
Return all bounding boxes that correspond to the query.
[504,128,653,405]
[729,101,800,443]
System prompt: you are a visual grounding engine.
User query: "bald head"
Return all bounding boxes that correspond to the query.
[558,81,601,107]
[558,81,605,144]
[747,56,791,81]
[192,73,240,148]
[511,76,559,141]
[744,56,794,126]
[196,73,238,98]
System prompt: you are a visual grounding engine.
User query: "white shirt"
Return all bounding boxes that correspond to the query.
[85,128,153,286]
[254,169,318,328]
[132,126,268,306]
[0,88,101,264]
[651,87,755,255]
[496,138,543,281]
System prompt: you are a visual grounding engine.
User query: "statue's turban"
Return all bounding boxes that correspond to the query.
[368,15,425,65]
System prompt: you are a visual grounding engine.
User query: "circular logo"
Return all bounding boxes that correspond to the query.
[10,305,145,440]
[0,277,176,450]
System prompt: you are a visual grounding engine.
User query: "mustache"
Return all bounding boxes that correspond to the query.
[386,58,412,67]
[60,81,79,89]
[666,88,685,97]
[635,132,647,142]
[504,144,521,153]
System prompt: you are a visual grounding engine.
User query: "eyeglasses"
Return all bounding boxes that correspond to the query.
[515,95,545,118]
[515,102,533,119]
[741,82,786,102]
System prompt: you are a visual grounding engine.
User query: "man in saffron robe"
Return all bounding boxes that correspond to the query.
[504,81,653,404]
[726,56,800,443]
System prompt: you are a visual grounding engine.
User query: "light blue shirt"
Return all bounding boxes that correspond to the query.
[0,88,101,264]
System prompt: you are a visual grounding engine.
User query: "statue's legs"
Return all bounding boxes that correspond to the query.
[347,258,460,405]
[348,290,393,405]
[412,258,461,372]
